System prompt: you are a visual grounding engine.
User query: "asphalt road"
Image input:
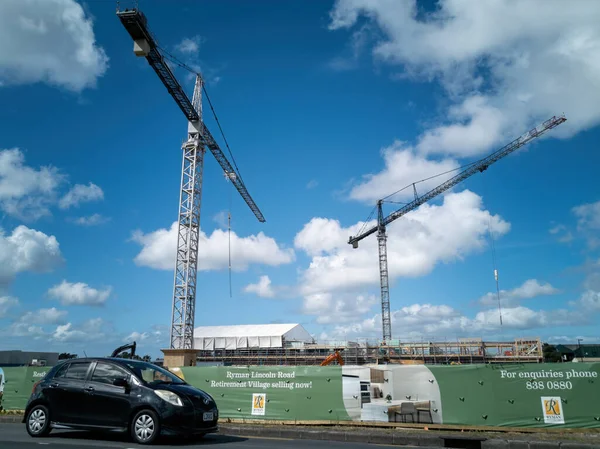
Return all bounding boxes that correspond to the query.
[0,424,403,449]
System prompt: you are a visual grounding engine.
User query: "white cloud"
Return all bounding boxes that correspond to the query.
[175,35,205,55]
[329,0,600,156]
[122,324,169,350]
[478,279,560,307]
[573,200,600,249]
[547,335,600,345]
[131,222,295,271]
[302,293,377,324]
[549,223,574,244]
[294,217,351,258]
[244,275,275,298]
[124,331,149,342]
[329,303,585,341]
[347,141,460,203]
[47,280,111,306]
[0,225,63,288]
[0,148,65,220]
[416,96,507,158]
[59,182,104,209]
[1,306,68,339]
[18,307,68,325]
[328,23,370,71]
[51,317,110,343]
[573,201,600,231]
[0,149,103,221]
[0,0,108,91]
[212,210,228,229]
[306,179,319,189]
[5,322,45,339]
[72,213,110,226]
[583,262,600,292]
[574,290,600,311]
[0,296,19,318]
[290,190,510,326]
[295,190,509,297]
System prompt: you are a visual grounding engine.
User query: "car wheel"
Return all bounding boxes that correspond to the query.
[25,404,51,438]
[131,409,160,445]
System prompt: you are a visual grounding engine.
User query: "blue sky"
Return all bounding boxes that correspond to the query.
[1,0,600,358]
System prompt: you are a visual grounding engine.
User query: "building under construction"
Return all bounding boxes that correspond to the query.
[193,323,543,366]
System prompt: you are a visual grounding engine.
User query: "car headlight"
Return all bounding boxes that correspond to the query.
[154,390,183,407]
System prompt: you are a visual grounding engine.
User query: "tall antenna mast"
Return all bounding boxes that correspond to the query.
[490,221,503,327]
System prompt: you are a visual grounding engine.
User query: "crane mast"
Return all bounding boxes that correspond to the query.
[376,200,391,343]
[117,7,265,350]
[348,115,567,343]
[171,75,204,350]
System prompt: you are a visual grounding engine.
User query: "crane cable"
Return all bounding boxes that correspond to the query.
[157,45,246,186]
[228,176,232,298]
[380,159,481,202]
[356,159,483,237]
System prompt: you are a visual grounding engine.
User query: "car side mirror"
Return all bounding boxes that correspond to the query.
[113,377,129,388]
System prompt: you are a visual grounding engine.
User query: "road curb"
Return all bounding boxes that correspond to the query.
[0,415,21,424]
[218,425,599,448]
[1,415,598,448]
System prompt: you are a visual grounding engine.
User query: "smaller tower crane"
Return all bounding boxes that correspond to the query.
[348,115,567,343]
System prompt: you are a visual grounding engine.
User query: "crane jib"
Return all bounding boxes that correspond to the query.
[116,7,265,223]
[348,114,566,246]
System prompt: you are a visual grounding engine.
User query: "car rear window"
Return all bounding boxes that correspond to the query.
[62,362,91,380]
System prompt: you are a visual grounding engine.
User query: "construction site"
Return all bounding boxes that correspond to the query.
[115,6,567,370]
[191,324,543,366]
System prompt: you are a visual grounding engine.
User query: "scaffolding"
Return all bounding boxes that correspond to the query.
[194,337,543,366]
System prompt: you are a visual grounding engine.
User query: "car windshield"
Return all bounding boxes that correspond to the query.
[120,360,186,386]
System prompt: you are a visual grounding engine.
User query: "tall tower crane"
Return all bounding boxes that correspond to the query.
[116,7,265,350]
[348,115,567,344]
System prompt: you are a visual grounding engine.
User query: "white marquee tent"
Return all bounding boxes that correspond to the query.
[193,323,313,350]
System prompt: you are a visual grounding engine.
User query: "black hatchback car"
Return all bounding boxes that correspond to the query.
[23,357,219,445]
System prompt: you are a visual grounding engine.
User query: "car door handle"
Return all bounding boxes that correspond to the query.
[49,383,59,388]
[84,386,95,393]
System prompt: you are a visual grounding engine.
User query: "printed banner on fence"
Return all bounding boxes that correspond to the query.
[0,366,52,411]
[178,366,349,422]
[2,362,599,429]
[429,363,600,428]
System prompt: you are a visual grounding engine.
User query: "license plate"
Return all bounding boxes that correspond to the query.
[203,412,214,421]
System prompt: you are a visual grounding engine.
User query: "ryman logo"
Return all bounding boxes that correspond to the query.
[540,396,565,424]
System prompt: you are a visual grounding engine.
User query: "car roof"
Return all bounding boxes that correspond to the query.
[58,357,145,365]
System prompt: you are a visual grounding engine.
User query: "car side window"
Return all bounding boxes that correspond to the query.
[52,363,70,379]
[91,362,129,386]
[63,362,91,380]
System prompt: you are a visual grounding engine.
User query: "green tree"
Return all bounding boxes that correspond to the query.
[542,343,562,363]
